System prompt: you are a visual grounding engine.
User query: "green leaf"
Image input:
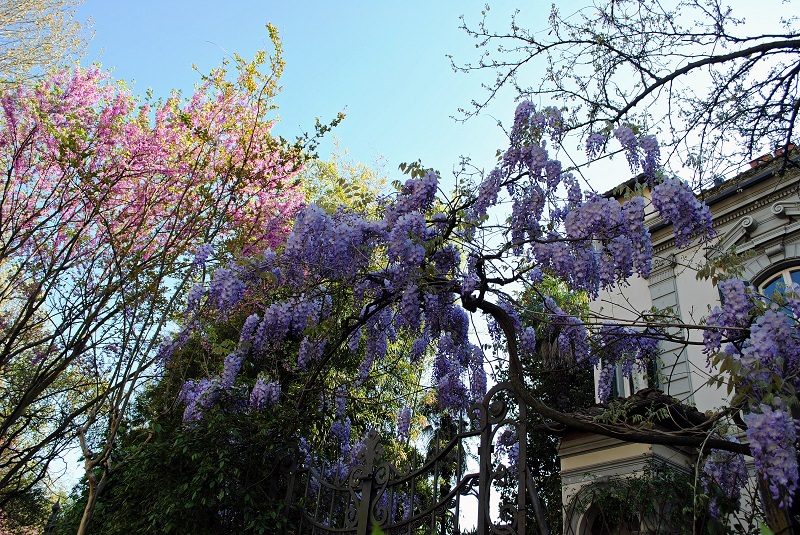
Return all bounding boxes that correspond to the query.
[760,522,776,535]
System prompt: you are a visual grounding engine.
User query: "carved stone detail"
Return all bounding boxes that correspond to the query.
[771,200,800,218]
[707,215,757,260]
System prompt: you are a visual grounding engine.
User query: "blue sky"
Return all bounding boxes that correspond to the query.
[76,2,554,182]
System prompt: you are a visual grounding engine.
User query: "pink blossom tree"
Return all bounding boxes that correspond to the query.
[0,25,319,533]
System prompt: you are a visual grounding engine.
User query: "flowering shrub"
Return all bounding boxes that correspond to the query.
[704,279,800,507]
[175,102,709,419]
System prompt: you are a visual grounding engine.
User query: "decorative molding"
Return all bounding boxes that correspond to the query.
[648,255,676,285]
[648,268,675,285]
[561,452,691,486]
[559,435,629,458]
[730,220,800,255]
[707,215,757,260]
[652,240,678,256]
[711,188,796,229]
[561,456,650,486]
[765,243,785,261]
[771,200,800,218]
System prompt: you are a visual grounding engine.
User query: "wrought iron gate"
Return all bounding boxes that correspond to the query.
[288,382,549,534]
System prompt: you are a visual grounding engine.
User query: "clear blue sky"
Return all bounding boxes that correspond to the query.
[75,1,556,181]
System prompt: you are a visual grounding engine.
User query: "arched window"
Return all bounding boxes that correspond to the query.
[579,502,640,535]
[759,266,800,297]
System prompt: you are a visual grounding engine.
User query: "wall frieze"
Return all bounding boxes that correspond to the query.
[711,189,795,228]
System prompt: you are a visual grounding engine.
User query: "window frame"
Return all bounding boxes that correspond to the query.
[751,259,800,292]
[758,266,800,297]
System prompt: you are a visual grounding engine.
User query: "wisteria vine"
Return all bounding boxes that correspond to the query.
[165,99,799,514]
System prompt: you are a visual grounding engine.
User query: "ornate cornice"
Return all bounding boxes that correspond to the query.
[561,452,690,486]
[711,220,800,257]
[711,188,795,228]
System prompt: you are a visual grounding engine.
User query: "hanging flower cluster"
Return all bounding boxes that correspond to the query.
[704,281,800,502]
[170,99,799,507]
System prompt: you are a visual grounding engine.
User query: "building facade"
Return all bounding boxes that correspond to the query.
[560,151,800,533]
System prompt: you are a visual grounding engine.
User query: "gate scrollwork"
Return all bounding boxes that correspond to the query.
[291,382,544,535]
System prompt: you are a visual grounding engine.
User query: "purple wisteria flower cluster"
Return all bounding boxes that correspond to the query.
[702,446,748,518]
[249,378,280,410]
[613,125,640,172]
[178,378,218,422]
[704,280,800,504]
[177,167,490,424]
[744,403,799,505]
[609,127,661,184]
[704,279,752,354]
[543,297,591,365]
[638,135,660,183]
[489,101,682,302]
[705,282,800,393]
[595,324,659,403]
[510,101,564,146]
[651,178,714,248]
[585,132,607,160]
[167,100,750,507]
[495,428,520,467]
[208,267,246,311]
[192,243,214,271]
[221,352,244,388]
[396,407,411,442]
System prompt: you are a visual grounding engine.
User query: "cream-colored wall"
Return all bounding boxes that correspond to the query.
[598,241,728,410]
[672,244,729,411]
[592,165,800,412]
[590,273,656,401]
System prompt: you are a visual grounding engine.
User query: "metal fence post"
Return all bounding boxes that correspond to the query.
[352,429,381,535]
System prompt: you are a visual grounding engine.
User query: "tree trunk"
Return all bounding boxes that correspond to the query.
[762,481,796,535]
[76,468,108,535]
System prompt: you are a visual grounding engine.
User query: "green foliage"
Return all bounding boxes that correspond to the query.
[572,462,725,535]
[300,146,386,213]
[760,523,777,535]
[705,285,798,406]
[0,485,52,534]
[592,399,670,427]
[56,396,307,534]
[515,278,595,534]
[54,307,331,533]
[397,160,432,180]
[696,246,756,284]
